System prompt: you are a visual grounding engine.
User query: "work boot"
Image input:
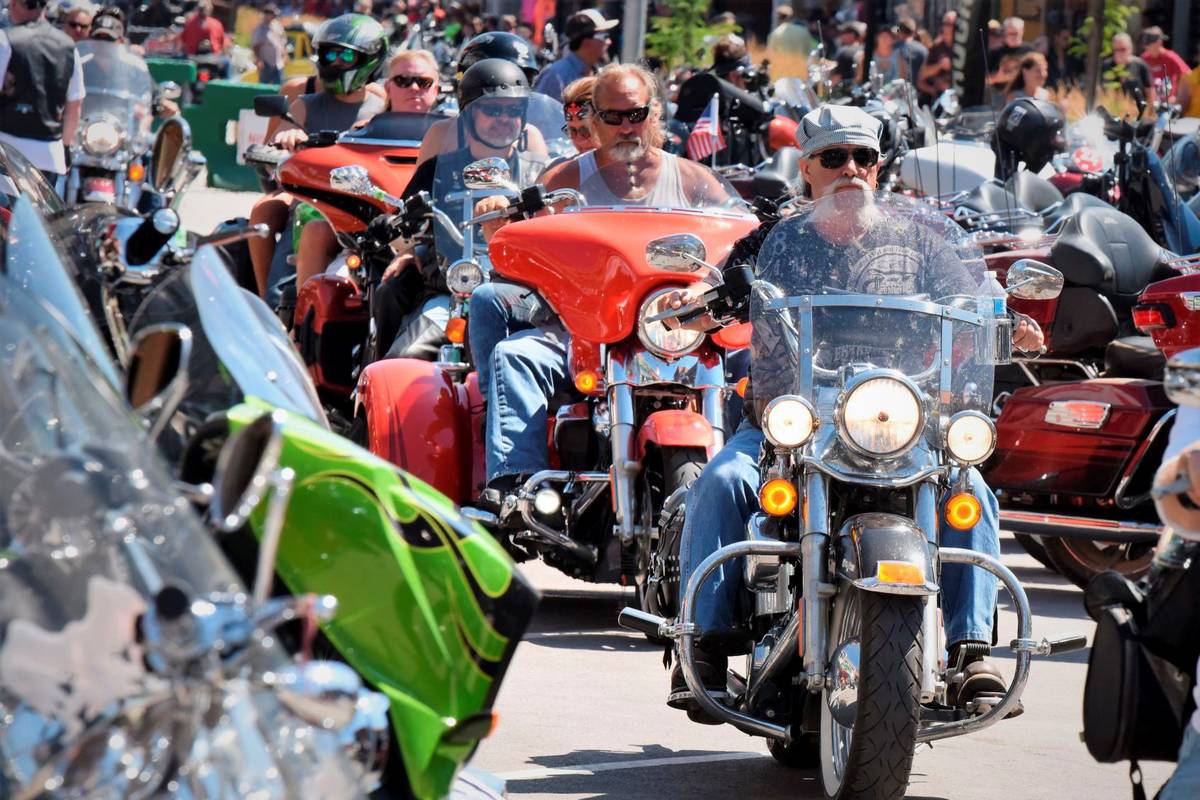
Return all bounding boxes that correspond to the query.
[667,646,728,725]
[474,474,525,520]
[946,641,1024,719]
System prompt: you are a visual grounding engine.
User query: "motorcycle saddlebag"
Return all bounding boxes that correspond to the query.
[294,274,368,396]
[1083,604,1189,763]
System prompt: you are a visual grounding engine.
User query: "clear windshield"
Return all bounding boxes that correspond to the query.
[574,154,754,213]
[128,247,327,426]
[1058,112,1117,174]
[751,191,994,451]
[77,41,156,153]
[339,110,449,144]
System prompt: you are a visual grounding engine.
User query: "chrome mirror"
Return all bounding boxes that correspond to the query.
[933,88,960,119]
[267,660,362,729]
[1166,348,1200,407]
[148,116,191,192]
[125,323,192,440]
[463,157,512,190]
[158,80,182,101]
[1005,260,1063,300]
[329,165,376,197]
[646,233,707,272]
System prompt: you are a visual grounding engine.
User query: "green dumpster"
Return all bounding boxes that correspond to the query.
[145,57,197,88]
[182,79,278,192]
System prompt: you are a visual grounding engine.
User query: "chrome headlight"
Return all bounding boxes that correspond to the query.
[945,410,996,465]
[82,116,124,157]
[762,395,816,448]
[445,259,484,296]
[837,372,923,457]
[637,286,704,359]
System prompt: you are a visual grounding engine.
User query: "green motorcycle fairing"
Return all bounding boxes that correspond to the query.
[226,399,537,800]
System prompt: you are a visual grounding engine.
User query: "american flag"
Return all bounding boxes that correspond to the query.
[686,93,726,161]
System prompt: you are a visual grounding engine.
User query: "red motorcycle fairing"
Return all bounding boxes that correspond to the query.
[1135,271,1200,358]
[294,274,367,396]
[357,359,478,505]
[985,378,1173,498]
[635,409,721,462]
[489,209,759,344]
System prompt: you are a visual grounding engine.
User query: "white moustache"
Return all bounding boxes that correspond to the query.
[821,176,873,197]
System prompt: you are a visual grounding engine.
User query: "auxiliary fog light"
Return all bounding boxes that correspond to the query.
[533,488,561,516]
[759,478,798,516]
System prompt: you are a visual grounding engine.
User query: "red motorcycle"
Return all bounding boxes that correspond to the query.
[355,160,758,607]
[984,213,1197,588]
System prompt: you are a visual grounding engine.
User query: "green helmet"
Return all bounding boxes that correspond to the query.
[313,14,388,95]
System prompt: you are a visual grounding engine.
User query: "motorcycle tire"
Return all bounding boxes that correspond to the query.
[1013,533,1058,573]
[635,447,706,627]
[820,588,922,800]
[1041,537,1155,591]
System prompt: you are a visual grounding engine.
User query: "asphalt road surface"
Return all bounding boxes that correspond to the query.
[472,535,1173,800]
[179,187,1178,800]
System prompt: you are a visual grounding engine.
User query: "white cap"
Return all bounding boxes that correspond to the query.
[796,105,883,158]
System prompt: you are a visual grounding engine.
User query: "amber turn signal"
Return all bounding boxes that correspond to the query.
[735,376,749,397]
[875,560,926,585]
[127,162,145,182]
[760,478,798,516]
[944,493,982,531]
[574,369,601,394]
[345,253,363,270]
[445,316,467,344]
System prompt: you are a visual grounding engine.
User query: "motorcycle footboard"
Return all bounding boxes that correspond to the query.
[919,547,1085,743]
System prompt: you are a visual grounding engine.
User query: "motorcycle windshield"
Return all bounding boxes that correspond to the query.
[129,247,327,425]
[338,110,450,144]
[77,40,156,153]
[751,191,993,477]
[433,100,557,263]
[573,154,755,213]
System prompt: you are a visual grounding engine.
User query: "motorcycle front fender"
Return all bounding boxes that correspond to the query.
[357,358,474,505]
[635,409,721,461]
[835,512,939,596]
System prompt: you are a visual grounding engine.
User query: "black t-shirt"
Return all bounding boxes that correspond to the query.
[1100,56,1154,98]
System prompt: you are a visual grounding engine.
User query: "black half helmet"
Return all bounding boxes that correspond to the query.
[457,31,539,83]
[993,97,1066,180]
[457,58,530,149]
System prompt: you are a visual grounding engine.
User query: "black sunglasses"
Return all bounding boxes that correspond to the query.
[474,102,524,119]
[390,74,435,90]
[815,146,879,169]
[594,105,650,126]
[66,20,90,30]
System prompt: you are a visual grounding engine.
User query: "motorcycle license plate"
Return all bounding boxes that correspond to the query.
[83,177,116,202]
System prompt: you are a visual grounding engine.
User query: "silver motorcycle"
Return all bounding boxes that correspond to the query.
[622,191,1086,799]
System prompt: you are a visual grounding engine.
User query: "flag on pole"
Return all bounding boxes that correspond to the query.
[686,93,726,161]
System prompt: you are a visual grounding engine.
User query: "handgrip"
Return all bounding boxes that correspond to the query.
[618,607,668,638]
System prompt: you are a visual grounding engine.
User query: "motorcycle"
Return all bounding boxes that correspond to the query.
[122,245,536,799]
[354,159,756,601]
[618,190,1084,799]
[63,40,184,209]
[0,202,386,797]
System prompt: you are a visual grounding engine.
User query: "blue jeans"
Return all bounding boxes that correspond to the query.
[468,281,545,403]
[1161,721,1200,800]
[679,423,1000,646]
[484,327,569,481]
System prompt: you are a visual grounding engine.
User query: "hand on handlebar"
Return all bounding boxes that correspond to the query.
[1012,312,1045,353]
[475,195,512,242]
[382,251,418,282]
[1154,446,1200,539]
[271,128,309,152]
[660,282,717,332]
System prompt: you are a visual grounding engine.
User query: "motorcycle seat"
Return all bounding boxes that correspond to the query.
[751,146,801,201]
[1050,207,1175,297]
[955,181,1035,227]
[1004,170,1063,213]
[1103,335,1165,380]
[1043,192,1112,233]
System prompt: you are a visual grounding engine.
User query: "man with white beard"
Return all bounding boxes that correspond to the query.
[470,62,733,511]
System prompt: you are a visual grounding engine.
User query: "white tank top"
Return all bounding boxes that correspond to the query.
[576,150,692,207]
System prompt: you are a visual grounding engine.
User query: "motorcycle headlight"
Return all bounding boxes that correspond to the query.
[82,116,124,157]
[445,259,484,296]
[945,410,996,465]
[837,373,923,457]
[762,395,816,448]
[637,287,704,359]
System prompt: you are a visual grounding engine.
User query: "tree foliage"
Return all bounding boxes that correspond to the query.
[644,0,737,70]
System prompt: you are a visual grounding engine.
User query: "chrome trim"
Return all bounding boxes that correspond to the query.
[762,394,817,449]
[606,347,723,390]
[764,293,987,327]
[919,547,1031,742]
[801,471,830,688]
[746,610,800,705]
[609,382,638,542]
[1182,292,1200,311]
[1044,399,1111,429]
[943,410,997,466]
[834,369,926,460]
[1013,357,1099,382]
[998,509,1162,541]
[678,539,802,741]
[915,482,941,702]
[335,136,423,148]
[850,575,938,595]
[514,470,610,562]
[1114,408,1177,509]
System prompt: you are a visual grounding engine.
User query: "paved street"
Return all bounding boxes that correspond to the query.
[178,188,1176,800]
[473,535,1173,800]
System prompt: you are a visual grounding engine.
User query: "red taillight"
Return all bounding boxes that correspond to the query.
[199,71,212,83]
[1045,400,1111,429]
[1133,303,1175,333]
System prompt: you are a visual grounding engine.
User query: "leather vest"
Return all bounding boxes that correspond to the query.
[0,20,76,141]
